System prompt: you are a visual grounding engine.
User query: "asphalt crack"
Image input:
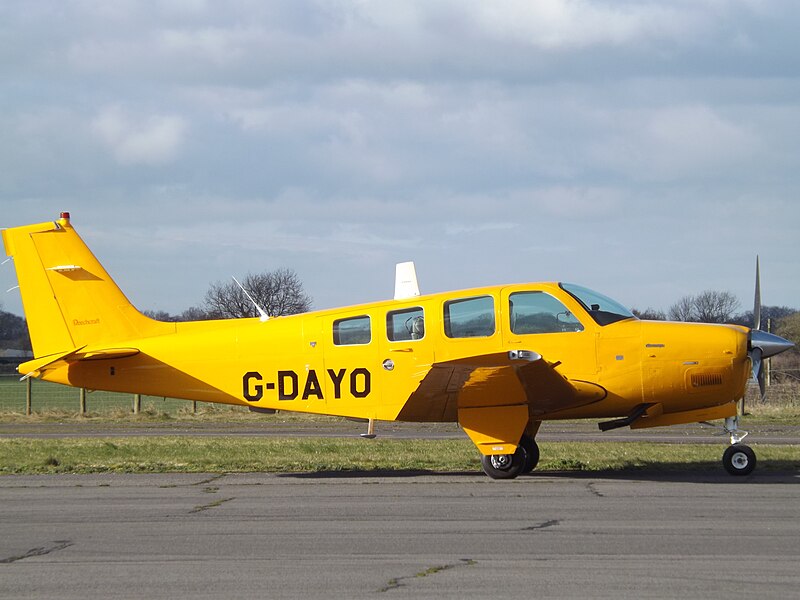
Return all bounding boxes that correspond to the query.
[0,540,73,564]
[586,482,605,497]
[377,558,476,593]
[189,497,235,514]
[521,519,560,531]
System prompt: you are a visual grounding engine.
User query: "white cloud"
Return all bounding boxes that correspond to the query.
[588,104,758,180]
[91,107,188,165]
[466,0,693,49]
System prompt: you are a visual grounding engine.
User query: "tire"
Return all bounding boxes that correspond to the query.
[722,444,756,476]
[481,446,526,480]
[518,434,540,474]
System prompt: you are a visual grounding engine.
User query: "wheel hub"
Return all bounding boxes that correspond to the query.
[490,454,511,470]
[731,451,749,470]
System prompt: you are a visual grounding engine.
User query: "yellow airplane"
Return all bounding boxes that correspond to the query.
[2,213,794,478]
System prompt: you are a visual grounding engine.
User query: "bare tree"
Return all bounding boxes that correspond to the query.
[631,307,667,320]
[203,269,312,319]
[777,312,800,347]
[0,308,31,351]
[667,296,695,322]
[668,291,740,323]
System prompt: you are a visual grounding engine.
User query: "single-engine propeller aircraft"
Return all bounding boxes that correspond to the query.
[2,213,794,478]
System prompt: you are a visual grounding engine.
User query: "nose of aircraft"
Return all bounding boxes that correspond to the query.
[750,329,795,359]
[749,329,794,399]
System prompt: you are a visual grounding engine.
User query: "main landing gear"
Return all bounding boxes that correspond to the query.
[721,416,756,476]
[480,434,539,480]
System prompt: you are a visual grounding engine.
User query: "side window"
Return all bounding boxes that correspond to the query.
[444,296,495,338]
[333,316,371,345]
[509,292,584,334]
[387,307,425,342]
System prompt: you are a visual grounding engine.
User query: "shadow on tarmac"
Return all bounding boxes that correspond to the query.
[278,461,799,484]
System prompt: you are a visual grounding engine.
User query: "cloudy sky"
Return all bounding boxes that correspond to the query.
[2,0,799,319]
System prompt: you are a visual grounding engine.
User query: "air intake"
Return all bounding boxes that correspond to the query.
[691,373,723,388]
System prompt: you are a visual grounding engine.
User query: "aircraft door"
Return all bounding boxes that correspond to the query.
[501,288,598,381]
[317,312,381,418]
[377,304,435,419]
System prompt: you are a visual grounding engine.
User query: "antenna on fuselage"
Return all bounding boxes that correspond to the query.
[232,276,270,322]
[394,261,420,300]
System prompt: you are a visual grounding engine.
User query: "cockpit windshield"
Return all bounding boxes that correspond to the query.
[560,283,636,326]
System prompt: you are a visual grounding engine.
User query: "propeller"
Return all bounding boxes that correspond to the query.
[748,256,795,400]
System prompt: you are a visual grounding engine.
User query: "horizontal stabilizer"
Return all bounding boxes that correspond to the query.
[19,346,140,379]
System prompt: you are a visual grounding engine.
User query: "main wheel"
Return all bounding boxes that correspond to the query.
[518,434,540,474]
[481,446,526,480]
[722,444,756,476]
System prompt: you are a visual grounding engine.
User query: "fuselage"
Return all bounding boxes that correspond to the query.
[42,281,752,424]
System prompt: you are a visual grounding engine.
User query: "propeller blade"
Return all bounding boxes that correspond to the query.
[753,255,761,331]
[750,346,762,382]
[749,346,765,400]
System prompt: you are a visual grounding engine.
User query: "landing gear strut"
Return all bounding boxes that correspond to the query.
[721,416,756,476]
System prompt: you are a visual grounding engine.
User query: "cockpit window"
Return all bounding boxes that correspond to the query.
[560,283,635,326]
[509,292,584,334]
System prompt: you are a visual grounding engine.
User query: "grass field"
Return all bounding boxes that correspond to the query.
[2,375,798,476]
[1,437,798,475]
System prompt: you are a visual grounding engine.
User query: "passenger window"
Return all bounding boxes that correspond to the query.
[509,292,584,334]
[387,307,425,342]
[444,296,495,338]
[333,316,371,345]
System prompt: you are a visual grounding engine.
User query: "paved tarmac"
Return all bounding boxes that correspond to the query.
[1,471,799,599]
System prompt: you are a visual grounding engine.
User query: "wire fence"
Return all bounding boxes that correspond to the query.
[0,374,197,415]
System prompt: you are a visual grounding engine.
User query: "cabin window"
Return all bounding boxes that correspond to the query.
[444,296,495,338]
[333,316,371,345]
[387,307,425,342]
[509,292,584,334]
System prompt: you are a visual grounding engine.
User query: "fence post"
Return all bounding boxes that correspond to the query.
[193,401,197,414]
[26,377,32,416]
[133,394,141,414]
[79,388,86,414]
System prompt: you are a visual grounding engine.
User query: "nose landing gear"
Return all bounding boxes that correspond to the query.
[721,416,756,476]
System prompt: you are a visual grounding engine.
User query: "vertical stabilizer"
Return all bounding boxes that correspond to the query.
[2,213,172,358]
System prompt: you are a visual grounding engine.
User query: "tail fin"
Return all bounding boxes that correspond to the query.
[2,212,172,358]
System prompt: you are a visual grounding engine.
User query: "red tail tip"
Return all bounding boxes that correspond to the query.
[60,212,71,220]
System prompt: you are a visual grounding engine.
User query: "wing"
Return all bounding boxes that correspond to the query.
[397,351,605,455]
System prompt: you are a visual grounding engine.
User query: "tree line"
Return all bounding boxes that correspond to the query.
[632,289,796,327]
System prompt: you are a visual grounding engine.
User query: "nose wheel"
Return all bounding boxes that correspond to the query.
[723,444,756,476]
[721,417,756,476]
